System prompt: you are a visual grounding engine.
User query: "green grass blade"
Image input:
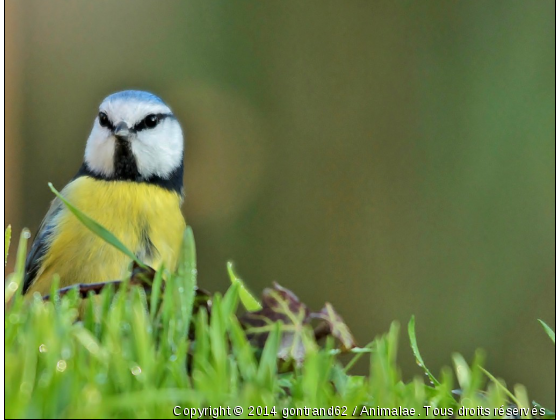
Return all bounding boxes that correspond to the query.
[513,384,531,418]
[538,319,555,344]
[343,343,374,373]
[177,226,197,278]
[174,226,198,338]
[408,316,440,386]
[227,261,262,312]
[5,224,12,265]
[228,314,258,382]
[49,274,61,304]
[479,366,519,407]
[149,266,164,320]
[257,322,281,385]
[48,183,145,268]
[222,281,240,317]
[5,229,30,302]
[451,353,471,391]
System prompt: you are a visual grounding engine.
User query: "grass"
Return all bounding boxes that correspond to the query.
[4,192,555,418]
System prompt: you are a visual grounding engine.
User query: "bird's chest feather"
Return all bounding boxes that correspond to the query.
[42,176,185,286]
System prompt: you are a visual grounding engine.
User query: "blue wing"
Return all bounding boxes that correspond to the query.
[23,199,63,294]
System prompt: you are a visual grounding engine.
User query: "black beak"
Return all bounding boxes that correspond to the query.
[113,121,131,140]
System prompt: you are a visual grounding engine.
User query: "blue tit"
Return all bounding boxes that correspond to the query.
[23,90,186,296]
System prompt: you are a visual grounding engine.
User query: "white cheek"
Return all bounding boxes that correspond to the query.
[130,123,183,178]
[84,126,115,176]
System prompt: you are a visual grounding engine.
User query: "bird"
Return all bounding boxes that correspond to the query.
[23,90,186,296]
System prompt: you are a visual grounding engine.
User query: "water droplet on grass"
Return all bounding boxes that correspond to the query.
[56,360,67,372]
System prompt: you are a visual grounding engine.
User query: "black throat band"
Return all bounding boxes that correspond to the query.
[73,143,184,196]
[113,139,140,181]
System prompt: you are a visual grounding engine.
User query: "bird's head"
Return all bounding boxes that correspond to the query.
[84,90,184,182]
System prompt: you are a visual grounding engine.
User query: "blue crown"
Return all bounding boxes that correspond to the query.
[104,90,165,105]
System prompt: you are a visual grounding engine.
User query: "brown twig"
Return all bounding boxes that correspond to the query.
[42,262,158,301]
[42,280,125,301]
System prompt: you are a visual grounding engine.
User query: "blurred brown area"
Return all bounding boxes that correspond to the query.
[5,1,23,233]
[5,0,554,408]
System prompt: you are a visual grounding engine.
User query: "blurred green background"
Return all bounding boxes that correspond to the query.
[5,0,554,408]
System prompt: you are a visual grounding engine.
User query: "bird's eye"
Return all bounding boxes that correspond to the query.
[98,112,110,128]
[144,114,159,129]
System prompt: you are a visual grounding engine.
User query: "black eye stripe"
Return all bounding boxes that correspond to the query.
[98,112,114,130]
[134,113,174,132]
[98,112,174,132]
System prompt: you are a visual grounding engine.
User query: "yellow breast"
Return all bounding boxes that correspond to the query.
[27,177,186,295]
